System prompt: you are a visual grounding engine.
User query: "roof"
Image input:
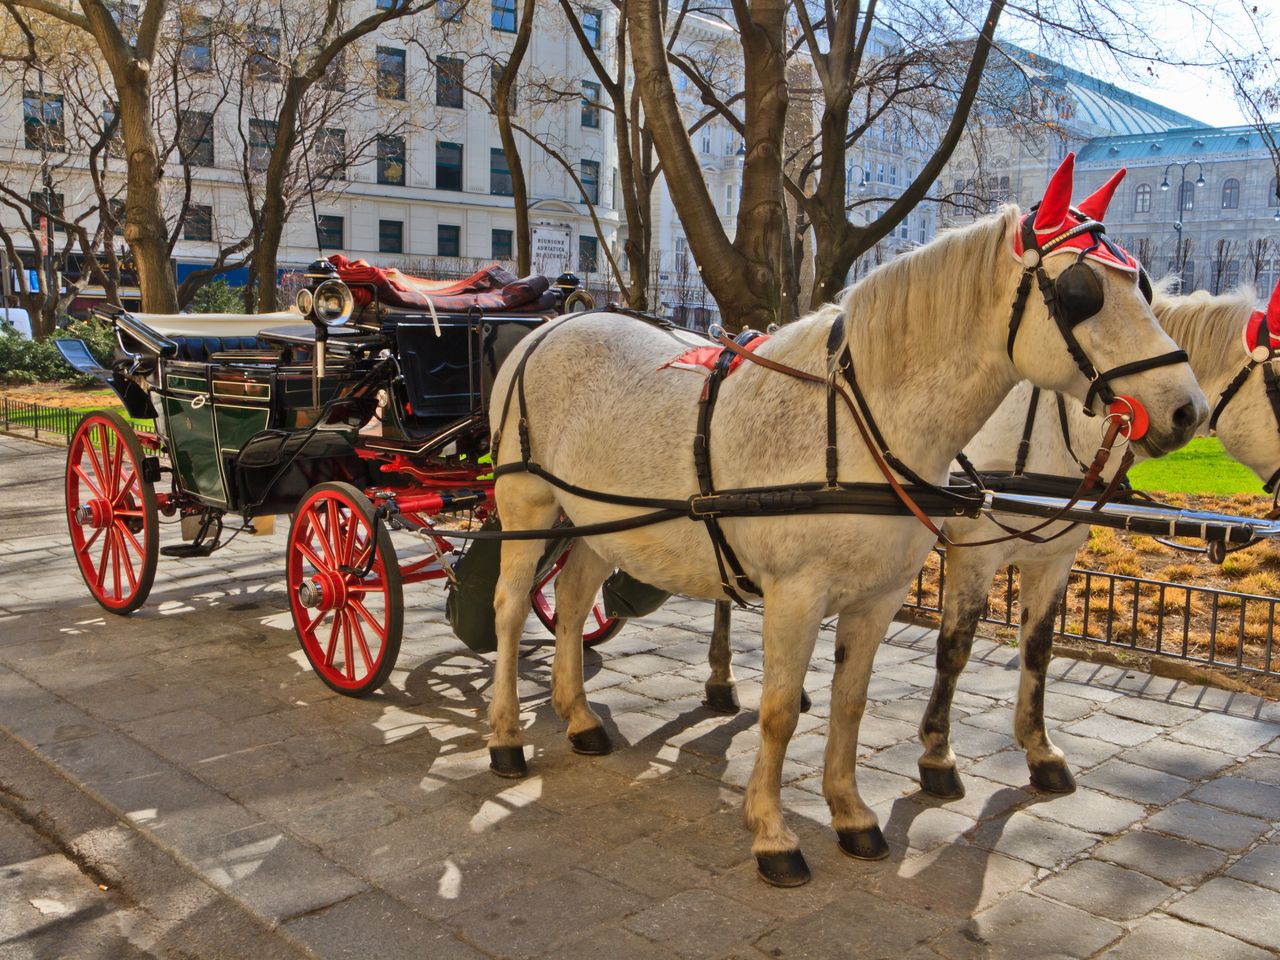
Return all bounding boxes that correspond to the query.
[1077,123,1280,164]
[1004,45,1204,136]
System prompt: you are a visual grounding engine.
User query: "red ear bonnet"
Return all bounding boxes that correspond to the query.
[1244,277,1280,361]
[1033,152,1075,237]
[1076,168,1126,222]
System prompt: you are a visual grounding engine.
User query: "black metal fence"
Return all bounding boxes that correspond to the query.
[906,549,1280,678]
[0,397,79,443]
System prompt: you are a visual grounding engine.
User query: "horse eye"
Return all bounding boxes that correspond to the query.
[1055,264,1104,323]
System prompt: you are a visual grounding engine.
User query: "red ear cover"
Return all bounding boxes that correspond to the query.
[1077,168,1127,222]
[1268,276,1280,334]
[1034,152,1076,237]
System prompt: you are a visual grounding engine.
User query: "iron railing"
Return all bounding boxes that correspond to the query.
[905,548,1280,677]
[1,397,80,443]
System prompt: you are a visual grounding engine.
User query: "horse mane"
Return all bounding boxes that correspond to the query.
[831,208,1018,368]
[1154,282,1259,389]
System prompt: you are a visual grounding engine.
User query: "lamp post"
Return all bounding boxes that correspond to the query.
[1160,161,1205,286]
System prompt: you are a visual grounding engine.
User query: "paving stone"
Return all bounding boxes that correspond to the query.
[624,887,776,960]
[1063,713,1162,747]
[452,867,650,960]
[1167,876,1280,951]
[1098,915,1274,960]
[1024,787,1145,836]
[754,888,951,960]
[971,809,1099,868]
[1122,739,1237,780]
[1227,843,1280,893]
[1189,776,1280,821]
[1102,697,1203,727]
[539,924,683,960]
[1034,859,1175,921]
[284,890,487,959]
[1094,830,1227,885]
[1041,693,1099,722]
[864,842,1037,918]
[1145,800,1271,852]
[1042,729,1126,768]
[1171,713,1280,757]
[932,891,1123,959]
[1076,758,1192,806]
[1234,755,1280,786]
[964,750,1031,788]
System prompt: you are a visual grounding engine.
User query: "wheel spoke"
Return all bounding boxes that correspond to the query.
[117,521,146,561]
[346,576,386,594]
[348,609,375,674]
[72,462,104,501]
[591,605,607,629]
[95,532,111,591]
[84,431,109,495]
[111,527,122,600]
[341,513,361,567]
[342,612,356,680]
[350,598,388,641]
[109,436,124,500]
[312,506,338,568]
[297,540,328,574]
[113,470,139,507]
[324,613,341,667]
[77,525,103,557]
[116,529,138,592]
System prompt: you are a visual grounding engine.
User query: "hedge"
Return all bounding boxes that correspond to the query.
[0,320,117,386]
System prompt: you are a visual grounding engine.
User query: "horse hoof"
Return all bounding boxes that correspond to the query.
[799,689,812,713]
[918,763,966,799]
[569,726,613,756]
[755,850,811,887]
[837,826,890,861]
[1029,761,1076,794]
[703,683,740,715]
[489,746,527,778]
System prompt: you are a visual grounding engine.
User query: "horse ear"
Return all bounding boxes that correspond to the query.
[1077,168,1126,221]
[1034,152,1075,236]
[1268,276,1280,332]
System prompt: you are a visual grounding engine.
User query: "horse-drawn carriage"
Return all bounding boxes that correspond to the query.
[55,258,624,696]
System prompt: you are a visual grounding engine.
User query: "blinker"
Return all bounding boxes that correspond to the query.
[1053,262,1105,325]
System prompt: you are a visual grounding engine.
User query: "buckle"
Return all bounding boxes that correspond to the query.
[689,495,719,518]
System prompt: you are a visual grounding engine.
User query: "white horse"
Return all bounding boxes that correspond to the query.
[915,277,1280,799]
[486,155,1206,885]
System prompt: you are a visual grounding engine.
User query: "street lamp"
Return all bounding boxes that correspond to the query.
[1160,161,1205,285]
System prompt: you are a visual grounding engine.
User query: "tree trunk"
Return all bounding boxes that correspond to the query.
[496,0,537,276]
[254,82,304,313]
[117,70,179,313]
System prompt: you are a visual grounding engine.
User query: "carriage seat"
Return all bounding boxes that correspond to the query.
[129,310,302,364]
[171,335,272,363]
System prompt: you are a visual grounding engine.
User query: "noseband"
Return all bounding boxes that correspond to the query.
[1006,212,1184,436]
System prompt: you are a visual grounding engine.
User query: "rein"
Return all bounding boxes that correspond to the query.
[1208,350,1280,498]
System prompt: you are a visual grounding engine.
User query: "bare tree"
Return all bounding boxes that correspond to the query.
[1245,237,1275,289]
[1210,237,1238,294]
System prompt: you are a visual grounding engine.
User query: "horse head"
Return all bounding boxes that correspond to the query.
[1007,153,1207,456]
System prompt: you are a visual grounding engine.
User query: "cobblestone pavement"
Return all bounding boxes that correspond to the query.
[2,430,1279,959]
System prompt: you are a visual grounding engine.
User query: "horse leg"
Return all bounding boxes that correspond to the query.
[1015,556,1075,793]
[549,541,614,754]
[917,548,1000,799]
[747,585,824,887]
[487,482,560,778]
[704,600,739,714]
[824,589,905,861]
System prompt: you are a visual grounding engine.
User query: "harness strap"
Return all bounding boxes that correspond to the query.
[1014,386,1041,476]
[1209,361,1258,431]
[1084,350,1189,411]
[1055,393,1091,473]
[1264,364,1280,495]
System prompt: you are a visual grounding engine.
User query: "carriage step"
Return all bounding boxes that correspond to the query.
[160,542,217,558]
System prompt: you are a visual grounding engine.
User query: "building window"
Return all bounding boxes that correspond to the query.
[1178,180,1195,212]
[1221,178,1240,209]
[377,47,407,100]
[1270,177,1279,207]
[317,215,343,250]
[249,118,276,171]
[580,159,600,205]
[490,148,513,196]
[315,127,346,179]
[490,63,516,113]
[178,110,214,167]
[436,141,463,190]
[184,204,213,241]
[23,91,64,151]
[181,16,213,73]
[379,219,403,254]
[724,182,735,217]
[581,80,601,128]
[582,7,602,48]
[377,134,405,185]
[436,56,464,109]
[1134,183,1151,213]
[248,26,279,81]
[29,191,65,232]
[321,50,346,92]
[438,224,460,257]
[492,228,513,260]
[578,235,598,273]
[492,0,516,31]
[701,126,710,154]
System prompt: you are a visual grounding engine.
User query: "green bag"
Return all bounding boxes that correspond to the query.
[602,570,671,619]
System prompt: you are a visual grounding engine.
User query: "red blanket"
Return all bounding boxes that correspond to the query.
[328,255,552,313]
[662,337,770,375]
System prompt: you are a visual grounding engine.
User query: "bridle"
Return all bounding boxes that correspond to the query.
[1207,309,1280,496]
[1006,209,1182,440]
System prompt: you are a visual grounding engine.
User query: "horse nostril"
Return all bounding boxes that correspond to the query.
[1172,401,1199,433]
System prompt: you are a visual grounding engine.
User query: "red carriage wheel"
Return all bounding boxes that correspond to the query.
[65,410,159,615]
[287,482,403,696]
[530,546,626,648]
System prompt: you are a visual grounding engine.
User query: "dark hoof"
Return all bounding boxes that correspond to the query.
[837,826,890,861]
[569,726,613,756]
[918,763,966,799]
[1029,761,1076,794]
[755,850,811,887]
[703,683,740,715]
[489,746,527,778]
[799,689,812,713]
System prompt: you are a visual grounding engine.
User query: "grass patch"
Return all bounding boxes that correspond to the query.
[1128,437,1265,496]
